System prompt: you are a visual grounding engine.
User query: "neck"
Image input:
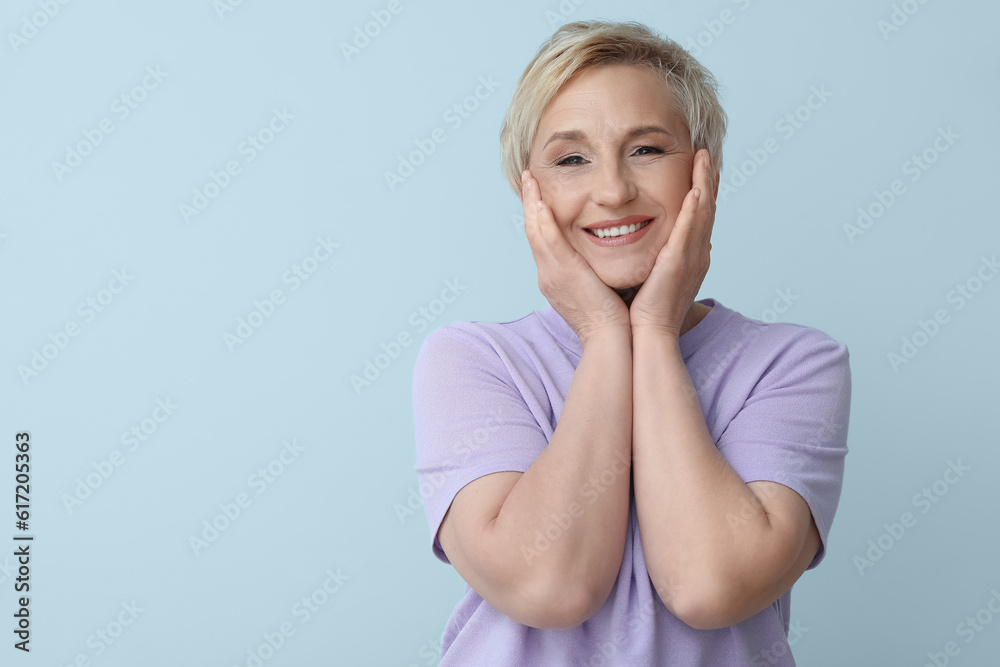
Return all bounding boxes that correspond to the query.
[614,285,642,308]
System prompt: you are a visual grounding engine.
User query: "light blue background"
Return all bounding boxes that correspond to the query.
[2,0,998,665]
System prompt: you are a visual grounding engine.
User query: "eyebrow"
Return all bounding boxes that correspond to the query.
[542,125,675,149]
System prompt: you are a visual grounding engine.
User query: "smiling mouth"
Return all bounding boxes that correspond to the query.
[585,219,653,239]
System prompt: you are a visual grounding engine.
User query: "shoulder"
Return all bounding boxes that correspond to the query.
[691,305,851,404]
[415,310,554,366]
[728,309,849,370]
[412,311,558,389]
[726,313,853,432]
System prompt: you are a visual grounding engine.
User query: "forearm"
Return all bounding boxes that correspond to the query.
[631,328,796,625]
[490,326,633,620]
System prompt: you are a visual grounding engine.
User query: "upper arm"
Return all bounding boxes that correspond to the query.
[684,481,821,630]
[692,331,850,628]
[436,472,531,614]
[715,330,851,571]
[437,471,589,629]
[744,480,821,605]
[413,326,546,562]
[436,471,522,594]
[413,327,581,628]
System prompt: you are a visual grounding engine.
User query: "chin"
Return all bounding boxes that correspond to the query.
[595,264,653,291]
[586,245,660,292]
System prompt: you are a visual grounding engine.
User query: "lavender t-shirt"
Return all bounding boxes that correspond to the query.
[412,298,851,666]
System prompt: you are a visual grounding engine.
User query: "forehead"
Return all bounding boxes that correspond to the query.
[535,64,685,140]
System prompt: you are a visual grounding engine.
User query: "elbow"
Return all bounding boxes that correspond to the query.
[534,597,593,631]
[653,574,745,631]
[508,548,621,630]
[514,576,608,630]
[668,591,737,631]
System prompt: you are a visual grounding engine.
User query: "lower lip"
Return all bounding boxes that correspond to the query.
[584,220,653,247]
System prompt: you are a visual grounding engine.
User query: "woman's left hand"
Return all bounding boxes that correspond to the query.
[628,148,716,337]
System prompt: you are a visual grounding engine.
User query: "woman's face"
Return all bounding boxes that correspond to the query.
[528,64,699,291]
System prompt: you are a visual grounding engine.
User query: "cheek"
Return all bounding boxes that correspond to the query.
[539,171,581,201]
[652,221,674,251]
[663,185,693,221]
[640,220,675,264]
[638,171,690,210]
[538,178,586,223]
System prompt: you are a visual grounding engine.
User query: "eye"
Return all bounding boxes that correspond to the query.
[633,145,664,156]
[555,154,587,166]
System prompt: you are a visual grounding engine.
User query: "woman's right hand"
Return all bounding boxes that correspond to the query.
[521,169,631,347]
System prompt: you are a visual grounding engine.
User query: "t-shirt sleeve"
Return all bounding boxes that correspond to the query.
[715,327,851,570]
[412,324,550,564]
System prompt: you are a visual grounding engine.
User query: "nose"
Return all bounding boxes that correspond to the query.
[591,159,637,208]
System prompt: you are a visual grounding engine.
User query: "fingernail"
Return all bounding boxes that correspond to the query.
[693,188,701,200]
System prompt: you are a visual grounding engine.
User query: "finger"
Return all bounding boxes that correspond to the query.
[521,170,550,234]
[662,149,712,252]
[691,150,716,248]
[521,170,576,264]
[694,149,714,197]
[664,182,702,254]
[520,170,549,253]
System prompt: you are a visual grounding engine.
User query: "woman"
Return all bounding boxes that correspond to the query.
[413,20,850,666]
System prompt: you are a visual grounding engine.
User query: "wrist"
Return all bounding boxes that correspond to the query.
[579,324,632,351]
[631,326,685,362]
[631,323,682,341]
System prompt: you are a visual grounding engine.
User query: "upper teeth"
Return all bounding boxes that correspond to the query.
[590,220,650,238]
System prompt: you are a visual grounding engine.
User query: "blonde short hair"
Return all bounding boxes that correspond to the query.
[499,20,727,195]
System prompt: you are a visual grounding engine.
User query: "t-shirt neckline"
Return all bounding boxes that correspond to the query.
[536,297,735,360]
